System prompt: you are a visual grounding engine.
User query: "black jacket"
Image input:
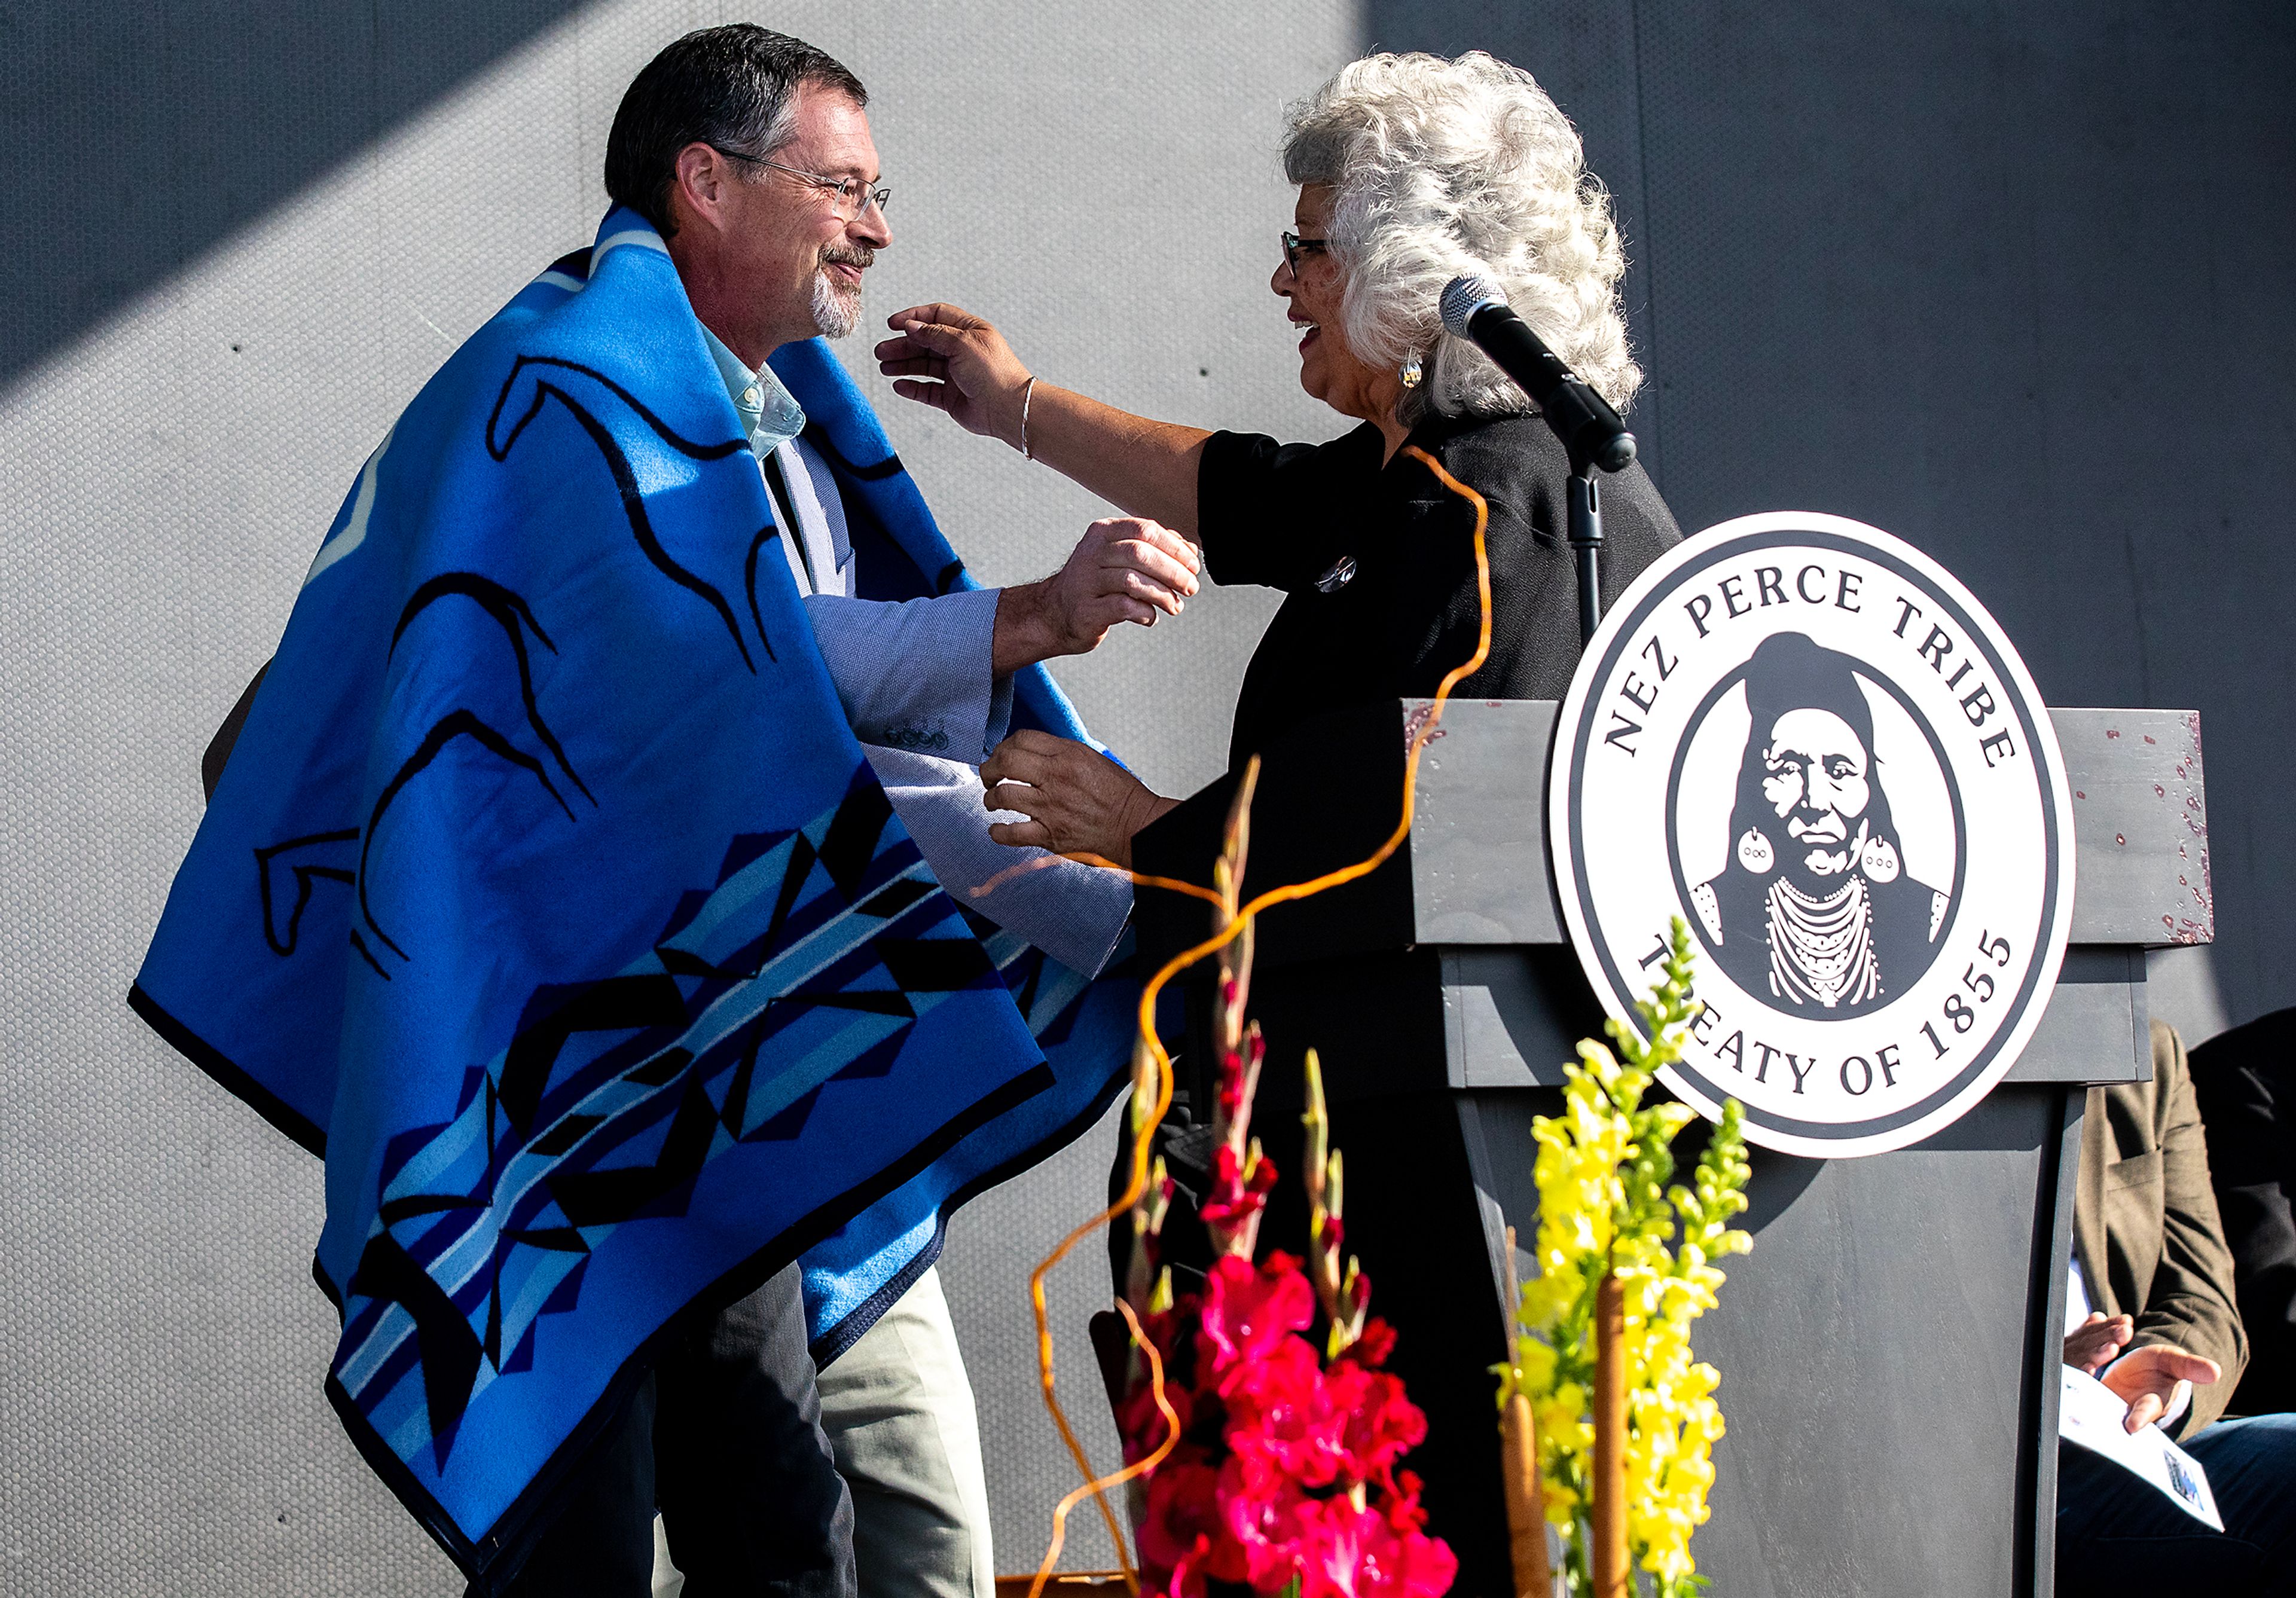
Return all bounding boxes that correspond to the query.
[2189,1007,2296,1414]
[1196,408,1681,768]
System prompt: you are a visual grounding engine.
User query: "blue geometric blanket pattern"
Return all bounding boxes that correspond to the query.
[130,208,1137,1587]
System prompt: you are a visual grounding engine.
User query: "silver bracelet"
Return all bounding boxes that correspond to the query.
[1019,375,1037,462]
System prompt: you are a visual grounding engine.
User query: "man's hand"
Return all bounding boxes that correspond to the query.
[2100,1343,2221,1434]
[981,731,1178,868]
[876,304,1033,445]
[992,518,1201,674]
[2063,1312,2134,1376]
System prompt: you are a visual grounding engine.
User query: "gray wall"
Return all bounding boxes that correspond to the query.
[4,1,2291,1594]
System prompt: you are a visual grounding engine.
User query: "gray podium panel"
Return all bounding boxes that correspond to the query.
[1407,699,2211,950]
[1416,695,2201,1598]
[1410,700,1568,945]
[2054,708,2214,947]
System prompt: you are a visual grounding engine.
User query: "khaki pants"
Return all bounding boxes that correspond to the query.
[655,1266,994,1598]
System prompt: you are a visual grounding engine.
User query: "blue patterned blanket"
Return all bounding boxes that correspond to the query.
[130,209,1137,1586]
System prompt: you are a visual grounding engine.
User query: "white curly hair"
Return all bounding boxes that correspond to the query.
[1283,50,1642,421]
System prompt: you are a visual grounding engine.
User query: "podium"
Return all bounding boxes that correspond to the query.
[1132,697,2209,1598]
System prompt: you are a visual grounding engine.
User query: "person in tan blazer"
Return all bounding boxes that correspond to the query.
[2054,1019,2296,1592]
[2065,1019,2247,1434]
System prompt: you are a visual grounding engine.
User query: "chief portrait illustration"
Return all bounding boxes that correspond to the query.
[1686,632,1952,1016]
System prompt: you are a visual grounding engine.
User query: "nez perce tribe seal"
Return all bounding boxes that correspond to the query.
[1550,513,2074,1158]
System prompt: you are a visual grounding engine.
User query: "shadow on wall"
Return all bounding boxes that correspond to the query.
[0,0,591,389]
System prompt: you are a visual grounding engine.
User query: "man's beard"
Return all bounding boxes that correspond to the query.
[810,246,873,338]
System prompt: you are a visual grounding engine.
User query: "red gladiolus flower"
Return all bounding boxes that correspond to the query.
[1339,1317,1397,1369]
[1323,1362,1427,1486]
[1221,1334,1350,1487]
[1118,1375,1196,1465]
[1297,1492,1459,1598]
[1160,1537,1212,1598]
[1126,1257,1452,1598]
[1140,1459,1244,1593]
[1216,1454,1317,1594]
[1198,1253,1314,1374]
[1199,1142,1282,1240]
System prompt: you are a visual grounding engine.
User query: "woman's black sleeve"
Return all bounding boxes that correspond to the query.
[1194,426,1376,592]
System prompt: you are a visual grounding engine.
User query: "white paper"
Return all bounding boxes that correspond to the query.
[2059,1365,2224,1530]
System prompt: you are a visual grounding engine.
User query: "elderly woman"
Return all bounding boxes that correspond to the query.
[878,50,1680,1590]
[876,50,1678,861]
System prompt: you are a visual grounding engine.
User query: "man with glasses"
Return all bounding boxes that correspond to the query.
[158,20,1171,1598]
[548,25,1193,1598]
[612,27,1197,772]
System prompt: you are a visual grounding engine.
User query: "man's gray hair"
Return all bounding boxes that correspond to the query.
[1283,51,1642,423]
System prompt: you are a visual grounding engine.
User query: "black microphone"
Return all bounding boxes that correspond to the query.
[1439,274,1636,473]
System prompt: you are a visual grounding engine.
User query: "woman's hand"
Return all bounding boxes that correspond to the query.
[876,304,1034,447]
[981,731,1179,868]
[877,304,1214,537]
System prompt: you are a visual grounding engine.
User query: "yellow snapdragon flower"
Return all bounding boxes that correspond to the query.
[1493,921,1752,1598]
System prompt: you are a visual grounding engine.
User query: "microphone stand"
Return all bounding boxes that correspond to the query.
[1499,356,1635,647]
[1442,285,1635,646]
[1564,453,1605,648]
[1535,410,1634,648]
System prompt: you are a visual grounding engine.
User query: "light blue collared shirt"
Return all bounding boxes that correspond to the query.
[701,323,838,595]
[701,323,808,457]
[695,317,1014,758]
